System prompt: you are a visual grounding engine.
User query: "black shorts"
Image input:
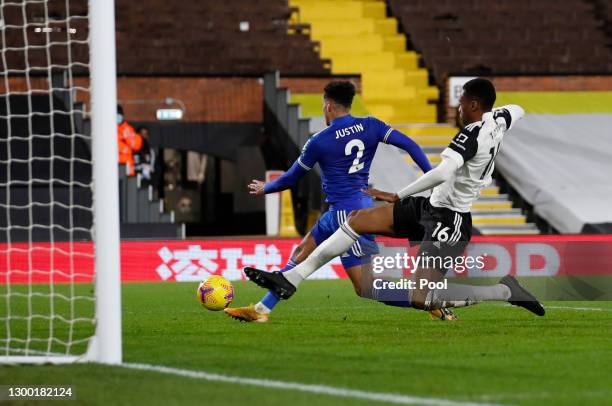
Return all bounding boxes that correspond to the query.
[393,196,472,268]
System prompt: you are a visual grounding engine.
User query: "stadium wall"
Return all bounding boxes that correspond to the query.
[117,77,263,122]
[2,76,359,123]
[117,76,360,122]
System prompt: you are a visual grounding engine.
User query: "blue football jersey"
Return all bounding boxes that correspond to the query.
[297,114,393,210]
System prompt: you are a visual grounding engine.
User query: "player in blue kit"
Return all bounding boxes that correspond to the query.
[225,81,455,322]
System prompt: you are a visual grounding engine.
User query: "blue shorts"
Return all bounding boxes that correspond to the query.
[310,209,379,269]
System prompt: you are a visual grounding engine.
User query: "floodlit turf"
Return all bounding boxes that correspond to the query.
[1,280,611,406]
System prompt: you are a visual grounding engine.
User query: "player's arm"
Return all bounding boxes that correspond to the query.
[491,104,525,131]
[395,157,458,199]
[248,137,319,196]
[248,160,309,195]
[366,126,477,202]
[383,129,432,173]
[365,158,459,202]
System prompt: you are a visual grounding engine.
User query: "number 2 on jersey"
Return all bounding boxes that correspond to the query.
[345,139,365,174]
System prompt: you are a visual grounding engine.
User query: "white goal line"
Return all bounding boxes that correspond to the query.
[121,362,506,406]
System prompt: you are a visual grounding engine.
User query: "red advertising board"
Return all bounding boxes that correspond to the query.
[1,235,611,283]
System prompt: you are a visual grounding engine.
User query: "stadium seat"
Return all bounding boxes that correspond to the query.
[4,0,332,76]
[388,0,612,84]
[290,0,439,124]
[120,0,330,75]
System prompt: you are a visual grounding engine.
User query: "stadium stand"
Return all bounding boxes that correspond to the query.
[118,166,183,239]
[114,0,330,75]
[388,0,612,85]
[1,0,330,76]
[289,0,439,124]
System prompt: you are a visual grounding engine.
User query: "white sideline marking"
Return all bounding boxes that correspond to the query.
[544,305,612,312]
[121,362,504,406]
[496,303,612,312]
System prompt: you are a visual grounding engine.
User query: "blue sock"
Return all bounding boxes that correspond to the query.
[372,287,412,308]
[381,300,412,308]
[258,259,297,311]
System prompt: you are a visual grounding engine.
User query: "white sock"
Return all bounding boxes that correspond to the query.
[254,302,271,314]
[425,283,511,309]
[283,222,358,288]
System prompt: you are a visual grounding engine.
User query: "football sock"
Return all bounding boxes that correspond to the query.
[371,285,412,308]
[283,223,358,288]
[381,300,412,308]
[425,283,511,309]
[255,259,297,314]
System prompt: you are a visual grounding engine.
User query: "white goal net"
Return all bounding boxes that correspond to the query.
[0,0,121,364]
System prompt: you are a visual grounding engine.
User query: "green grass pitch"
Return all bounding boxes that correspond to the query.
[1,280,611,406]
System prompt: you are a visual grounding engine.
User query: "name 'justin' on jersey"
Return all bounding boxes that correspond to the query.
[335,123,364,139]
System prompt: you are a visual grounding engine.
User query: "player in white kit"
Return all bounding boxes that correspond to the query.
[244,78,545,317]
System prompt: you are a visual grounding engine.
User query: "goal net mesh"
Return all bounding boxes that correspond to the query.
[0,0,97,359]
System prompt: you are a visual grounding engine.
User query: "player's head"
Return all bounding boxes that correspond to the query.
[459,78,496,125]
[323,81,355,125]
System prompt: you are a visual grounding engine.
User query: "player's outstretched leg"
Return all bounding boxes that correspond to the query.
[226,234,318,321]
[500,275,545,316]
[244,266,297,299]
[223,263,293,323]
[366,268,459,320]
[415,274,545,317]
[244,204,396,299]
[224,259,297,322]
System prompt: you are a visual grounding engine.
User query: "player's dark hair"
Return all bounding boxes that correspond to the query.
[463,78,496,111]
[117,104,124,115]
[324,81,355,109]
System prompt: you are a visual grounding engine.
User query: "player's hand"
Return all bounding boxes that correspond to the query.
[248,179,266,196]
[362,188,399,203]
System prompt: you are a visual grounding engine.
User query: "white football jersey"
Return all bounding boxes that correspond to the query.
[430,105,524,212]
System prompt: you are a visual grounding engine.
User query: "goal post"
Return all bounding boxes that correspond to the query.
[0,0,121,364]
[89,0,122,365]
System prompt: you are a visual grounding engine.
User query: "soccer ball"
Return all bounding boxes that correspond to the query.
[197,275,234,311]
